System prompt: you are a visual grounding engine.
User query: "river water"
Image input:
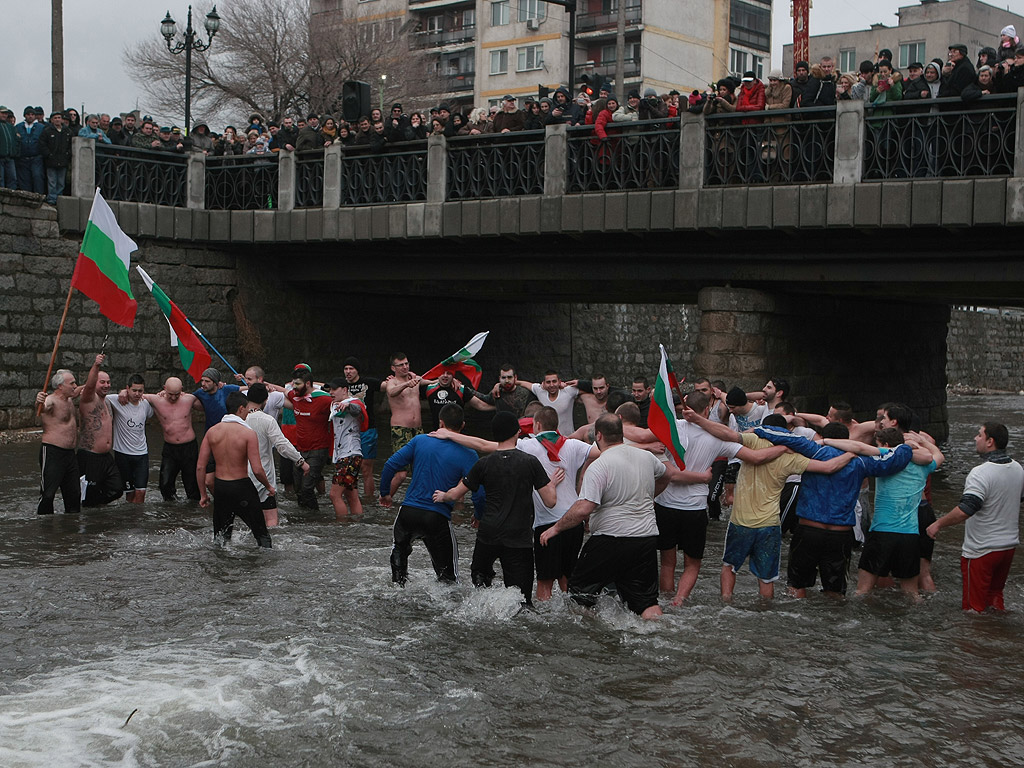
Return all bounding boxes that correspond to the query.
[1,394,1022,767]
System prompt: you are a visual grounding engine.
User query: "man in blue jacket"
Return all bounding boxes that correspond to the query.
[15,106,45,194]
[752,421,920,597]
[381,403,484,586]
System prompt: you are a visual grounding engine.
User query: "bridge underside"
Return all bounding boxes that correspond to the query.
[276,225,1021,307]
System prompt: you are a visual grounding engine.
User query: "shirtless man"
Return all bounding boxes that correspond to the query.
[35,369,81,515]
[77,354,123,507]
[386,352,424,497]
[197,391,274,548]
[568,374,626,423]
[148,377,201,501]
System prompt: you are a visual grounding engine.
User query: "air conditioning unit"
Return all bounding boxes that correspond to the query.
[527,18,540,31]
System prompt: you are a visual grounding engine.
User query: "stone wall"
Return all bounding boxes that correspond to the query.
[947,307,1024,392]
[0,189,241,429]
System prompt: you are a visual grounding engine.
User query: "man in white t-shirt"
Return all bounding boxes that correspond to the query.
[655,390,787,605]
[540,413,684,619]
[927,422,1024,612]
[516,371,580,436]
[106,374,154,503]
[244,383,307,528]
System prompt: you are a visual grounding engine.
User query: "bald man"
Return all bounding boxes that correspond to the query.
[135,377,202,501]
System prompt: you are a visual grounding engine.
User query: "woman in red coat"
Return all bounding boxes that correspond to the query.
[736,71,766,125]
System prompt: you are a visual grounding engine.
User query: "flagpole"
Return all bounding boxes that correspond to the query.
[37,280,75,415]
[185,318,239,378]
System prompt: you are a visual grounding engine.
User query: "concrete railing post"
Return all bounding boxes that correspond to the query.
[833,100,865,184]
[277,149,296,212]
[323,144,342,208]
[1014,89,1024,177]
[71,137,95,199]
[678,112,705,189]
[543,123,568,197]
[427,134,448,203]
[186,151,206,209]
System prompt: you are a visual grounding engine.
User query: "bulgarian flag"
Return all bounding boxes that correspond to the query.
[71,189,138,327]
[423,331,489,389]
[648,344,687,469]
[135,266,212,383]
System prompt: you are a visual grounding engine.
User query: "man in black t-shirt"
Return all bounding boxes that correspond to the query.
[435,411,561,603]
[344,356,387,499]
[419,369,495,430]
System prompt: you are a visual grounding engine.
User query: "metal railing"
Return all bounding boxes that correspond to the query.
[446,130,546,199]
[339,143,428,205]
[567,118,680,192]
[863,94,1016,180]
[704,105,836,186]
[577,3,642,32]
[95,144,187,207]
[410,26,475,49]
[575,58,641,83]
[205,154,279,210]
[295,149,324,208]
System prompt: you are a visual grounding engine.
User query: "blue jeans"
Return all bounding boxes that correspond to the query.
[45,166,65,204]
[0,158,16,189]
[16,155,44,194]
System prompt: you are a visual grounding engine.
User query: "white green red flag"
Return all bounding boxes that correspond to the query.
[423,331,489,389]
[71,189,138,327]
[136,266,212,383]
[648,344,687,469]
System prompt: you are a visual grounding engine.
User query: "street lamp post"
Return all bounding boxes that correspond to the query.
[380,74,387,111]
[160,5,221,136]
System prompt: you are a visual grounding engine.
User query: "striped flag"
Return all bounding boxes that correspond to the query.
[648,344,687,469]
[136,266,212,383]
[70,189,138,327]
[422,331,489,389]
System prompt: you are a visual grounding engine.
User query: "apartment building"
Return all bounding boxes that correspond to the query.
[311,0,774,111]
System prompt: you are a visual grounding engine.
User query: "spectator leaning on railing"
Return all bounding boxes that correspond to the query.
[78,114,111,144]
[869,59,904,116]
[735,72,766,124]
[939,44,977,100]
[810,57,839,107]
[995,46,1024,92]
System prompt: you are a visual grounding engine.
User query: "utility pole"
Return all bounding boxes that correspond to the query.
[615,0,626,97]
[51,0,64,112]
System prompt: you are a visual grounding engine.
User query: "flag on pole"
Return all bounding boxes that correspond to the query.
[71,189,138,327]
[422,331,489,389]
[648,344,687,469]
[136,266,212,383]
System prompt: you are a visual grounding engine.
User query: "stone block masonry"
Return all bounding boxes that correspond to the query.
[947,307,1024,392]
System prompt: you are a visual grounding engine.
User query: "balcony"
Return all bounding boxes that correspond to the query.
[577,3,641,34]
[574,58,641,83]
[445,72,475,92]
[410,25,476,49]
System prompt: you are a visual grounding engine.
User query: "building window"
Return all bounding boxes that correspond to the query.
[899,41,925,68]
[517,44,544,71]
[426,14,443,32]
[518,0,546,23]
[490,49,509,75]
[491,1,509,26]
[730,48,748,75]
[751,54,764,79]
[839,49,856,74]
[461,9,475,28]
[729,0,771,52]
[600,42,640,64]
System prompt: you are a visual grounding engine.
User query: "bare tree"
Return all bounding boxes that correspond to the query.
[126,0,435,126]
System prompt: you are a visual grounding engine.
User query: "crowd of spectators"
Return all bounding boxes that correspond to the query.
[3,26,1023,204]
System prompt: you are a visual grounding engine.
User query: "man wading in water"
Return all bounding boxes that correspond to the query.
[197,392,274,548]
[35,368,82,515]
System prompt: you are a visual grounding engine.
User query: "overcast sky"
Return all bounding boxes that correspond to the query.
[8,0,1024,125]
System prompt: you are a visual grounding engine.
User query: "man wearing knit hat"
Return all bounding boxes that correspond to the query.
[193,367,242,433]
[344,356,387,500]
[436,411,561,605]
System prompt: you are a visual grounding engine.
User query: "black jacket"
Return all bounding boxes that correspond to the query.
[39,124,72,168]
[938,58,977,100]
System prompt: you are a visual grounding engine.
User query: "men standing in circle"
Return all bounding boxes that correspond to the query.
[242,366,286,420]
[420,368,495,431]
[34,369,81,515]
[490,363,537,418]
[342,357,386,500]
[327,377,367,519]
[76,353,123,507]
[197,392,273,548]
[513,371,580,435]
[148,377,201,501]
[283,367,333,510]
[107,374,154,504]
[927,422,1024,612]
[385,352,425,497]
[540,413,684,619]
[192,367,241,490]
[381,404,484,586]
[436,411,561,605]
[244,383,307,528]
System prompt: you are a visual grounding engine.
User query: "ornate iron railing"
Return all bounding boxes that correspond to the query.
[567,118,679,192]
[295,150,324,208]
[338,143,428,205]
[446,130,545,199]
[95,144,187,207]
[863,94,1016,180]
[704,105,836,186]
[205,154,279,210]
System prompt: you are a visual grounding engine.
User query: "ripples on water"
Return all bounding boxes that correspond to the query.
[1,396,1022,767]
